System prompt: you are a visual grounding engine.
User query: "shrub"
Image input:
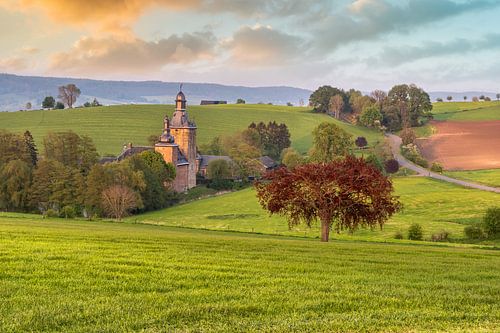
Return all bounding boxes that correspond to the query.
[414,157,429,168]
[355,136,368,148]
[208,179,234,191]
[394,231,404,239]
[464,225,484,240]
[431,230,449,242]
[483,207,500,238]
[400,128,417,145]
[430,162,443,173]
[365,154,384,173]
[359,105,382,128]
[60,205,77,218]
[45,209,59,218]
[384,159,400,174]
[408,223,423,240]
[401,144,428,168]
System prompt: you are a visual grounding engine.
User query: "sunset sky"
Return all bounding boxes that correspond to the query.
[1,0,499,91]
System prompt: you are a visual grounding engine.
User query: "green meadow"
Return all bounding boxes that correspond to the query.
[432,101,500,121]
[132,177,500,245]
[0,216,498,332]
[444,169,500,188]
[0,104,381,155]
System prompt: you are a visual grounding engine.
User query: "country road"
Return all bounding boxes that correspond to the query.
[386,133,500,194]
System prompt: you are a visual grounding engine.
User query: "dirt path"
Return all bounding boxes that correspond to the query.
[387,134,500,194]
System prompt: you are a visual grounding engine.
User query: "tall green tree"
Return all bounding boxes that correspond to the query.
[309,122,352,162]
[42,96,55,109]
[359,105,382,128]
[0,130,31,167]
[207,159,231,180]
[23,130,38,167]
[383,84,432,131]
[0,159,32,211]
[43,131,98,174]
[28,159,84,213]
[309,86,347,114]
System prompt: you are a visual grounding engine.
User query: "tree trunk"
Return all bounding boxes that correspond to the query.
[321,220,330,242]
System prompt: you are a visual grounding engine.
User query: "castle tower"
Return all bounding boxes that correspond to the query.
[170,90,197,189]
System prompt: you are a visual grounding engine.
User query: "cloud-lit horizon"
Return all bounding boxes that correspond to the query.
[1,0,499,92]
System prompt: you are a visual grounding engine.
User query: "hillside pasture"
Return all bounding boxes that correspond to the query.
[133,177,500,245]
[0,216,498,332]
[0,104,381,155]
[432,101,500,121]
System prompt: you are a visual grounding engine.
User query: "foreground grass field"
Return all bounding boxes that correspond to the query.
[134,177,500,245]
[0,216,498,332]
[432,101,500,121]
[0,104,381,155]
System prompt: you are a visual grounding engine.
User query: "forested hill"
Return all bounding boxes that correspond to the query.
[0,73,312,111]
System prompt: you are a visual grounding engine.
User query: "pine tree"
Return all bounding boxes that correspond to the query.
[23,130,38,167]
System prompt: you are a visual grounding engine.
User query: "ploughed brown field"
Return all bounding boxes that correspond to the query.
[417,120,500,170]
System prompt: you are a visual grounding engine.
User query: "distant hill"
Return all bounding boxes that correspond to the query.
[0,73,312,111]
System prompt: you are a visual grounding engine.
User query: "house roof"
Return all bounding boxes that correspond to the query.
[100,144,189,167]
[116,146,153,161]
[199,155,232,168]
[258,156,278,169]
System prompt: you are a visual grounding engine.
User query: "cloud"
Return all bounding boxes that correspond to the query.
[12,0,199,31]
[49,31,217,75]
[21,46,39,54]
[225,25,305,66]
[8,0,315,32]
[312,0,498,51]
[0,56,28,71]
[375,34,500,66]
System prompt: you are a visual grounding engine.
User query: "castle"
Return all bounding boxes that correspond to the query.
[154,91,200,192]
[109,90,277,192]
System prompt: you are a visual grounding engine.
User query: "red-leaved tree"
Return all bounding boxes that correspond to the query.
[255,156,401,242]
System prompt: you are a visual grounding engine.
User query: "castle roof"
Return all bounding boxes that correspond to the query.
[176,91,186,101]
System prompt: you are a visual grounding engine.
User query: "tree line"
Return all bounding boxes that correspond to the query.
[35,84,101,110]
[309,84,433,131]
[0,130,176,220]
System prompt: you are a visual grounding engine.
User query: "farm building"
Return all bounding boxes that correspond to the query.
[200,100,227,105]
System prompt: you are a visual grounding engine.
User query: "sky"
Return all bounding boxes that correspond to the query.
[0,0,499,92]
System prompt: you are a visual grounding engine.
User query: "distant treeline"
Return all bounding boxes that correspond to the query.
[309,84,433,131]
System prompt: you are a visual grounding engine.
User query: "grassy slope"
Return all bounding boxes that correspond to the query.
[0,104,381,155]
[432,101,500,121]
[132,177,500,245]
[0,216,498,332]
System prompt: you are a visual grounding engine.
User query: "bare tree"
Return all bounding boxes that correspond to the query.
[101,185,138,221]
[58,84,81,108]
[370,90,387,109]
[329,94,344,119]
